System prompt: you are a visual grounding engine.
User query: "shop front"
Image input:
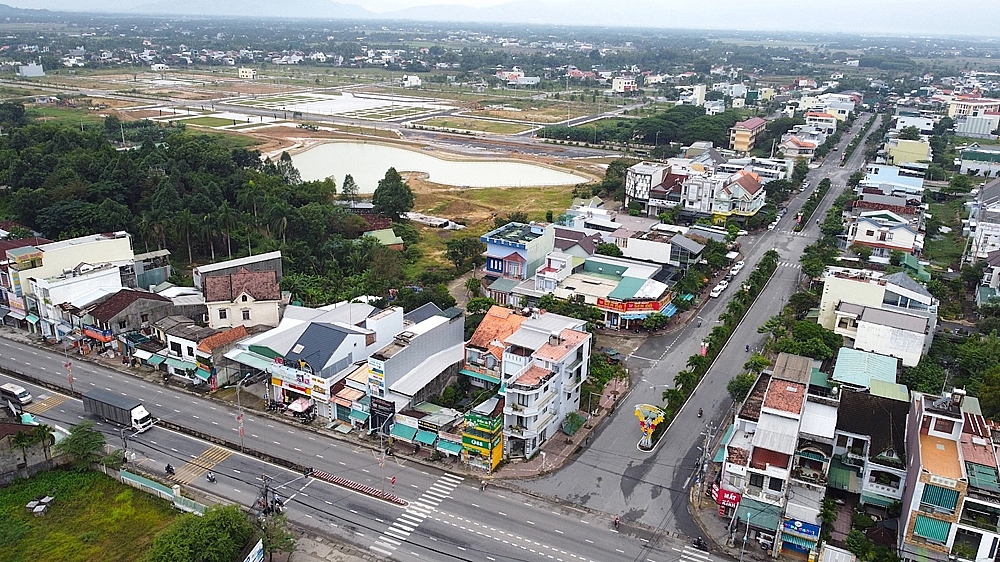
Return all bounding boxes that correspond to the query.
[82,324,115,354]
[779,519,820,557]
[597,295,674,330]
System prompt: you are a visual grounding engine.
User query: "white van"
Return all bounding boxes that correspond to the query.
[0,382,32,405]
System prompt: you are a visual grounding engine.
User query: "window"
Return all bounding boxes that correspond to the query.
[934,418,955,434]
[837,435,849,448]
[118,320,127,329]
[921,485,958,512]
[768,478,784,492]
[241,295,248,302]
[186,346,194,357]
[170,342,182,354]
[866,230,875,237]
[242,310,251,321]
[140,314,149,323]
[749,473,765,488]
[517,393,530,407]
[219,309,228,320]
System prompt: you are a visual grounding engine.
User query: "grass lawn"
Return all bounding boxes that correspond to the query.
[925,199,968,268]
[27,106,106,127]
[0,469,178,562]
[178,116,239,127]
[415,117,533,134]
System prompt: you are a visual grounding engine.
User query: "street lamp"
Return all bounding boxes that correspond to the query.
[739,511,753,562]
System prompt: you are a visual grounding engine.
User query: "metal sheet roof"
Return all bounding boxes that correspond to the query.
[832,348,898,388]
[752,413,799,455]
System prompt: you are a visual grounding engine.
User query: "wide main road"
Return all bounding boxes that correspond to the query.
[524,114,878,535]
[1,338,724,562]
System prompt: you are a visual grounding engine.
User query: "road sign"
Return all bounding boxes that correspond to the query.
[236,413,244,424]
[64,361,72,371]
[67,373,73,385]
[239,426,244,438]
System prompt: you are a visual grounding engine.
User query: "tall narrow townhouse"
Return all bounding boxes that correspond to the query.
[502,312,591,459]
[899,389,969,562]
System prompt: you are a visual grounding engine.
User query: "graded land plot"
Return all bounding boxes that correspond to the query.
[229,91,455,120]
[466,100,592,124]
[26,105,107,127]
[925,199,969,268]
[0,469,179,562]
[414,116,534,134]
[175,116,237,127]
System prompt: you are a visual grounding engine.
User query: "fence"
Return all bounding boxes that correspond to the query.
[94,464,206,516]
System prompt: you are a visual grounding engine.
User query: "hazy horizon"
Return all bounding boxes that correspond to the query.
[4,0,1000,37]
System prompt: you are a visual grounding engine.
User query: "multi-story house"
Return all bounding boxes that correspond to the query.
[192,250,282,291]
[463,305,526,389]
[30,263,123,341]
[899,390,969,562]
[502,312,591,459]
[730,117,768,153]
[819,269,938,367]
[480,222,554,282]
[845,210,924,263]
[86,288,173,352]
[204,267,284,329]
[959,144,1000,177]
[4,232,135,335]
[883,138,933,166]
[831,386,910,511]
[966,177,1000,261]
[462,396,504,473]
[711,170,766,218]
[153,316,219,383]
[721,354,814,555]
[947,97,1000,118]
[806,112,838,135]
[779,136,818,159]
[857,165,926,199]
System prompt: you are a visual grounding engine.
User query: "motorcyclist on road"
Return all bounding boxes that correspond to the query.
[165,464,174,475]
[746,344,750,352]
[614,515,620,529]
[207,471,216,482]
[698,408,703,418]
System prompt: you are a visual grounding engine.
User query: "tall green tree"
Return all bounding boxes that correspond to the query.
[261,512,297,562]
[372,168,414,221]
[54,420,105,470]
[340,174,359,205]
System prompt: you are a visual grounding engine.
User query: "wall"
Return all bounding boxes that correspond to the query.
[854,321,924,367]
[818,277,885,330]
[207,298,280,330]
[16,235,133,297]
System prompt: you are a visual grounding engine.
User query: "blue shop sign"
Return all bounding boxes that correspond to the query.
[782,518,820,538]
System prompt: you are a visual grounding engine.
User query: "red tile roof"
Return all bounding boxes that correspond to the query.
[90,289,171,322]
[727,446,750,466]
[0,236,51,255]
[851,200,920,216]
[534,328,589,362]
[730,170,763,195]
[735,117,767,130]
[204,267,280,302]
[763,380,806,415]
[197,325,249,353]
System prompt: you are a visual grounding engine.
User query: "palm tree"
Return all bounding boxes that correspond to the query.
[33,424,54,461]
[174,209,198,265]
[215,201,239,259]
[465,276,482,297]
[267,200,293,245]
[744,353,771,375]
[674,369,699,393]
[686,355,710,376]
[236,179,266,221]
[11,430,33,465]
[201,213,217,261]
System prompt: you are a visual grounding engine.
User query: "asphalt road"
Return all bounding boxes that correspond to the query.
[522,115,877,536]
[1,338,725,562]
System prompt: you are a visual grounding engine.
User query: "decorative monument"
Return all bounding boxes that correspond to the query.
[634,403,665,451]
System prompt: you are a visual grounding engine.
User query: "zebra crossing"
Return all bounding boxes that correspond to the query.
[169,445,231,485]
[777,261,800,269]
[370,472,463,558]
[23,394,68,415]
[672,544,713,562]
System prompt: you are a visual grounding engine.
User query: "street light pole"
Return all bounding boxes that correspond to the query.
[739,511,753,562]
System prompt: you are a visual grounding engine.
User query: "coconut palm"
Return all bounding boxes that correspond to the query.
[33,424,54,461]
[11,430,33,464]
[174,209,198,264]
[215,201,239,259]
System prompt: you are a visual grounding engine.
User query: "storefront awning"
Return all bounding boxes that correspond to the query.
[226,350,275,371]
[860,492,894,508]
[620,312,649,320]
[349,409,370,423]
[390,423,418,442]
[165,357,197,371]
[25,314,39,324]
[436,440,463,455]
[415,429,438,446]
[0,306,10,318]
[7,311,25,321]
[133,349,153,361]
[195,368,211,381]
[460,368,500,385]
[781,533,817,550]
[713,424,736,463]
[737,497,782,532]
[147,354,166,365]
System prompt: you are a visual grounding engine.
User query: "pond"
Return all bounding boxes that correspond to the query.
[290,141,585,193]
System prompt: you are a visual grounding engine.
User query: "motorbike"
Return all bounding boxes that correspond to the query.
[693,537,709,551]
[697,408,703,418]
[614,516,620,530]
[206,472,216,483]
[165,464,175,475]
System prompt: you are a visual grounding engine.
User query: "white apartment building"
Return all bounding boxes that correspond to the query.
[845,210,924,262]
[29,263,123,341]
[503,313,591,459]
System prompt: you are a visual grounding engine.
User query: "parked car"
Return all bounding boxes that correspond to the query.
[710,280,730,298]
[768,221,778,230]
[598,347,624,364]
[731,261,745,275]
[737,229,749,236]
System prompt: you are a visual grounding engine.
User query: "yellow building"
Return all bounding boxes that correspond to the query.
[729,117,767,153]
[462,396,504,472]
[884,138,932,165]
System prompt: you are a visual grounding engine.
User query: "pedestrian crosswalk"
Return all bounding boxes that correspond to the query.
[169,445,231,485]
[371,472,463,558]
[672,544,713,562]
[23,394,67,415]
[777,261,800,269]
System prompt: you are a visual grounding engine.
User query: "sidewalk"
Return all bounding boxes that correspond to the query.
[496,378,629,479]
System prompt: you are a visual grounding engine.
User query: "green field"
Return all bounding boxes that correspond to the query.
[26,106,106,127]
[0,469,178,562]
[416,117,533,134]
[178,116,239,127]
[925,199,968,268]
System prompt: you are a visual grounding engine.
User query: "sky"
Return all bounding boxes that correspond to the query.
[9,0,1000,36]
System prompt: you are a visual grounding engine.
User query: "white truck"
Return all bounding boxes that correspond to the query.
[82,389,154,433]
